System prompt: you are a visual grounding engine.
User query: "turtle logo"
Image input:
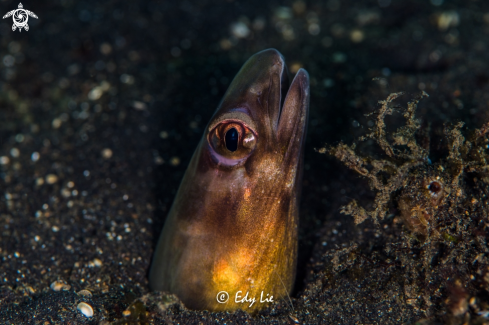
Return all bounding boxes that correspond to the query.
[2,3,38,32]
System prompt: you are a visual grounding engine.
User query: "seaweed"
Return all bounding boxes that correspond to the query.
[318,91,430,225]
[316,92,489,323]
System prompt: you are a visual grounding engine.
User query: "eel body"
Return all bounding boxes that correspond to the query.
[149,49,309,313]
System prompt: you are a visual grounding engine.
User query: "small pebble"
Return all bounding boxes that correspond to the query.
[31,152,40,162]
[120,74,134,84]
[170,157,180,166]
[15,134,24,142]
[10,148,20,158]
[61,188,71,198]
[308,23,320,36]
[77,289,92,297]
[93,258,102,267]
[293,1,306,15]
[350,29,365,43]
[289,63,302,74]
[289,314,300,324]
[52,118,62,129]
[88,87,103,101]
[45,174,58,184]
[122,310,131,317]
[100,43,112,55]
[159,131,168,139]
[101,148,113,159]
[132,101,146,110]
[154,156,164,165]
[50,281,71,291]
[437,10,459,31]
[231,21,250,39]
[219,38,232,50]
[77,302,94,318]
[0,156,10,165]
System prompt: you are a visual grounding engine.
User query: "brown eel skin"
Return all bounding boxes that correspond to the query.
[149,49,309,313]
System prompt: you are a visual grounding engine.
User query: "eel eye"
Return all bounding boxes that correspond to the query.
[225,127,238,152]
[208,121,257,160]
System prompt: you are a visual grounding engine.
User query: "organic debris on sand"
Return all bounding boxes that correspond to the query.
[316,92,489,323]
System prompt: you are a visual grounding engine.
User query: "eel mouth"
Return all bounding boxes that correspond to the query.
[207,48,308,141]
[260,48,291,124]
[278,56,290,120]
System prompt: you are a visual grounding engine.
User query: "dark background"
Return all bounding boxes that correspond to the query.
[0,0,488,323]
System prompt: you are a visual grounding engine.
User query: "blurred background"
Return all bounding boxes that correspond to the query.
[1,0,489,323]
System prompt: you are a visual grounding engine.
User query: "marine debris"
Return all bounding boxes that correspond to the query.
[317,92,489,323]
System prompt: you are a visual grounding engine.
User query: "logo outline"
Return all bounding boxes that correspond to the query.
[216,291,229,304]
[3,3,38,32]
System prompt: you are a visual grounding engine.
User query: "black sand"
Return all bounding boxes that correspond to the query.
[1,0,489,324]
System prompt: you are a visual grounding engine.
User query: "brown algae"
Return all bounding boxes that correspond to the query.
[317,91,489,322]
